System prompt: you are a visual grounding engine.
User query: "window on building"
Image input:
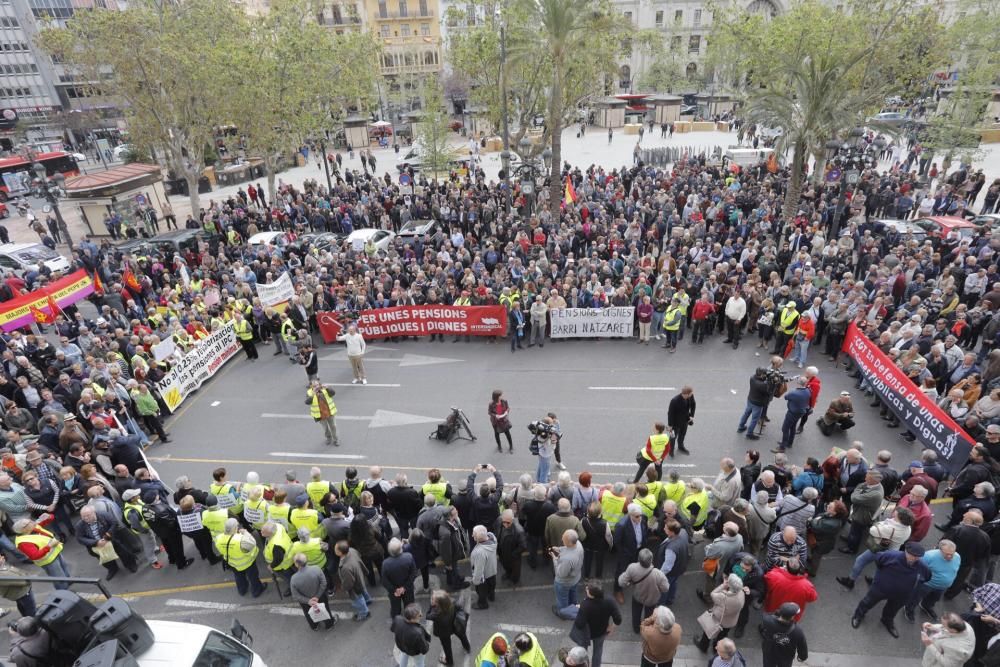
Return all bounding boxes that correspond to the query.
[686,62,698,80]
[398,0,407,17]
[689,35,700,54]
[674,9,682,23]
[655,10,663,26]
[694,9,701,26]
[332,4,342,22]
[623,11,631,24]
[380,24,390,37]
[670,35,681,51]
[377,0,387,18]
[466,3,475,26]
[420,23,429,35]
[401,24,410,36]
[418,0,428,16]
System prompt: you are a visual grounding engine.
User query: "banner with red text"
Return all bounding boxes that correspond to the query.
[321,305,507,341]
[0,269,94,332]
[842,322,974,474]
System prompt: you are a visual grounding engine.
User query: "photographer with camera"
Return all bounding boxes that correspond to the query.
[8,616,51,667]
[529,416,560,484]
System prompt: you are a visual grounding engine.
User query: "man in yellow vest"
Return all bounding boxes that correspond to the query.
[633,421,671,483]
[121,489,163,569]
[599,482,627,525]
[452,289,472,342]
[260,520,295,592]
[215,518,267,597]
[201,496,229,538]
[773,300,800,357]
[242,486,270,531]
[306,380,338,447]
[475,633,509,667]
[662,297,683,352]
[289,494,325,538]
[305,467,336,515]
[279,312,297,362]
[290,526,328,571]
[12,517,71,590]
[681,478,710,529]
[512,632,548,667]
[421,468,452,507]
[209,467,243,519]
[233,311,258,361]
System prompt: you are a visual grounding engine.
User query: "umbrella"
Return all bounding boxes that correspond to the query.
[972,583,1000,617]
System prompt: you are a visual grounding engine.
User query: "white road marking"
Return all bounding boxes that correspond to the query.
[267,606,352,620]
[588,461,697,468]
[165,599,240,611]
[588,386,675,391]
[210,401,221,407]
[324,383,401,388]
[269,452,367,460]
[398,353,462,367]
[263,410,440,428]
[496,623,565,636]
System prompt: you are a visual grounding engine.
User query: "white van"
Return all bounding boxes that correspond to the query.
[723,148,775,168]
[0,242,71,274]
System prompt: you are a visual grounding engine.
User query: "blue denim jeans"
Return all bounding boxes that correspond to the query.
[350,589,373,618]
[850,549,877,580]
[554,580,579,619]
[536,455,551,485]
[737,401,763,433]
[791,339,809,365]
[42,554,72,590]
[0,534,30,565]
[651,311,665,335]
[905,581,945,613]
[399,654,425,667]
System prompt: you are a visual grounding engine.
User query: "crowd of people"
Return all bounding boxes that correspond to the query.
[0,125,998,666]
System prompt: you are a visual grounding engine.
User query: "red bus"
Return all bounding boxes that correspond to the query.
[0,151,80,201]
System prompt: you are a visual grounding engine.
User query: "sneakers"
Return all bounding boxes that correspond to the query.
[556,462,567,470]
[746,433,760,440]
[351,379,359,384]
[361,379,368,385]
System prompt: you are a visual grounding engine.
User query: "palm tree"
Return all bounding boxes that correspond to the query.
[746,51,876,226]
[512,0,614,213]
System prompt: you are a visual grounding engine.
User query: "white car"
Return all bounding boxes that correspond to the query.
[138,620,267,667]
[112,144,134,160]
[71,152,87,162]
[247,231,288,251]
[0,243,71,274]
[346,228,395,253]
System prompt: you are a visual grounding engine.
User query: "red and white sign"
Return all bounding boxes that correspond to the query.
[842,322,974,475]
[319,305,507,341]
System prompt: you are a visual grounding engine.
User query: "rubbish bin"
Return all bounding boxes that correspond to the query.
[90,598,154,658]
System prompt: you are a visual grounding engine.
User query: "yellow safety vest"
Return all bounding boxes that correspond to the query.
[634,493,657,518]
[290,507,324,538]
[682,490,710,527]
[290,538,327,569]
[306,480,332,511]
[243,498,269,529]
[778,307,799,334]
[234,319,253,341]
[123,501,150,534]
[281,319,295,341]
[16,529,62,567]
[264,524,294,572]
[663,306,682,331]
[210,482,243,515]
[641,433,671,462]
[267,503,291,529]
[214,532,259,572]
[515,633,549,667]
[340,480,363,507]
[202,507,229,536]
[241,482,270,502]
[600,492,626,524]
[307,389,337,420]
[475,633,508,667]
[665,480,686,504]
[646,480,664,504]
[422,481,450,507]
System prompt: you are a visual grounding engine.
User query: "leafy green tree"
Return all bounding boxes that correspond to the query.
[634,28,686,93]
[39,0,249,213]
[414,78,463,177]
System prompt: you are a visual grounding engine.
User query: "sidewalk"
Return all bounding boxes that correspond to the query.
[600,641,919,667]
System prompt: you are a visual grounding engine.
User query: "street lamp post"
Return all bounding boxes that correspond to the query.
[497,5,511,212]
[319,134,333,192]
[31,163,72,251]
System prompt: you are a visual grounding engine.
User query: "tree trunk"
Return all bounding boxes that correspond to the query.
[263,153,277,206]
[184,169,200,217]
[548,57,564,214]
[780,139,806,231]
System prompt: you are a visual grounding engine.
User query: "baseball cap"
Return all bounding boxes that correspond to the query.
[122,489,141,501]
[777,602,800,619]
[904,542,926,557]
[909,460,924,469]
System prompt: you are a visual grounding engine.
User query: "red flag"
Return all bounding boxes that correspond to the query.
[46,295,60,319]
[766,152,779,174]
[92,271,104,295]
[123,267,142,293]
[29,304,54,325]
[317,311,343,344]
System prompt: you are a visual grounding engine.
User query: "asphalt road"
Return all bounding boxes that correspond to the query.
[1,332,963,666]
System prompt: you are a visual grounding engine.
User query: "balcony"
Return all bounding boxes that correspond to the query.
[317,14,361,26]
[375,8,434,20]
[380,62,440,75]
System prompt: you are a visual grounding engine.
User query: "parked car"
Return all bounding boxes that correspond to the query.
[972,214,1000,232]
[872,218,927,244]
[913,215,978,242]
[289,232,344,254]
[0,242,71,274]
[112,144,135,160]
[143,229,224,257]
[679,104,698,116]
[71,152,87,162]
[346,228,395,253]
[247,231,289,252]
[866,111,908,126]
[396,219,438,240]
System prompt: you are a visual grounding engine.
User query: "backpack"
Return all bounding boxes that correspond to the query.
[703,506,728,540]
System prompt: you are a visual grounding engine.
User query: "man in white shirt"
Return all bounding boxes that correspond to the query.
[337,323,368,385]
[724,288,747,350]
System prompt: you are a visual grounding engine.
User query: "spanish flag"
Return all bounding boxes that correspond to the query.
[46,294,60,319]
[564,175,577,204]
[766,152,779,174]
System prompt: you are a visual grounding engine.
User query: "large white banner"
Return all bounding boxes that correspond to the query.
[154,322,240,412]
[255,273,294,310]
[549,307,635,338]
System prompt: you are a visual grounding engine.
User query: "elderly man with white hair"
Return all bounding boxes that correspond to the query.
[639,606,682,667]
[776,487,818,535]
[289,552,336,630]
[381,537,417,619]
[710,458,743,509]
[619,548,670,634]
[552,528,583,620]
[470,524,498,610]
[214,517,266,597]
[613,504,649,604]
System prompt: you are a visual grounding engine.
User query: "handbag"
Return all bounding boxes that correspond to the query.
[867,528,895,552]
[453,607,469,634]
[94,540,119,565]
[702,557,720,576]
[697,609,723,639]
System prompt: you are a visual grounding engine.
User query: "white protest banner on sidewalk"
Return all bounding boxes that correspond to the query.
[255,272,295,310]
[549,307,635,338]
[154,322,240,412]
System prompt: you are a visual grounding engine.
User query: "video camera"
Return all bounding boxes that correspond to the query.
[527,420,555,439]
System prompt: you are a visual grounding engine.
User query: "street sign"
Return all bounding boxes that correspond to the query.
[399,173,411,186]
